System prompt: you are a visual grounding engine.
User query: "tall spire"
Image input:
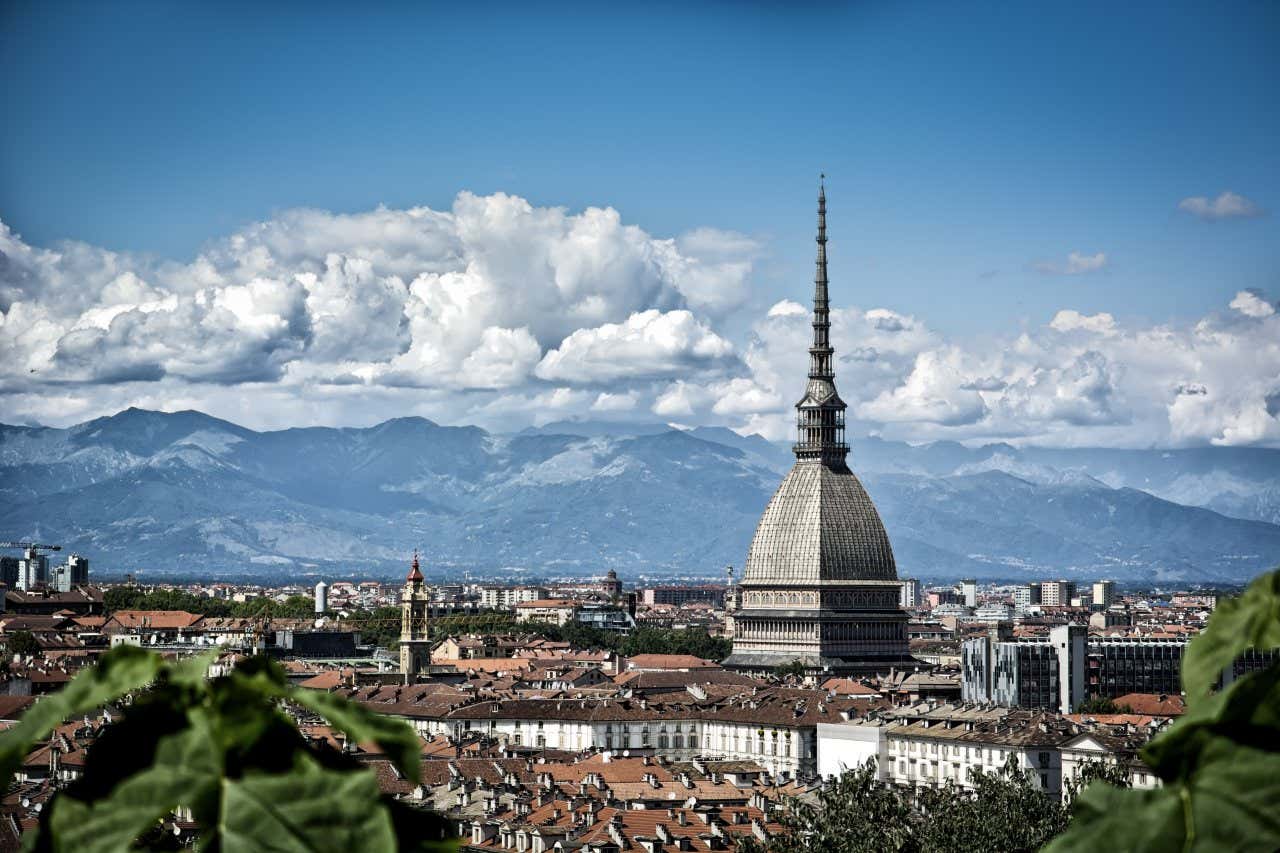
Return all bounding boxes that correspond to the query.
[814,174,829,342]
[793,176,849,466]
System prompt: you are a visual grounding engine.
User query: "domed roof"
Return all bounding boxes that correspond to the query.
[743,460,897,584]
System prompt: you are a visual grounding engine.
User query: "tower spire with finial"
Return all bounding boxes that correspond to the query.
[793,175,849,467]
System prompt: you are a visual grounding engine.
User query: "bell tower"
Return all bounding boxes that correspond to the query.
[399,551,431,681]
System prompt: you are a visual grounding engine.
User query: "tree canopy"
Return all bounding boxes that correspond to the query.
[6,629,41,658]
[521,621,731,660]
[103,586,316,619]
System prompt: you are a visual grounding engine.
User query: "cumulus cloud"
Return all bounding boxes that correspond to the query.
[709,378,783,417]
[1230,289,1275,318]
[1035,251,1108,276]
[652,381,713,418]
[591,391,638,412]
[1050,310,1118,336]
[0,193,759,404]
[534,309,734,383]
[861,350,988,426]
[766,300,807,318]
[1177,191,1265,221]
[676,290,1279,447]
[4,196,1279,448]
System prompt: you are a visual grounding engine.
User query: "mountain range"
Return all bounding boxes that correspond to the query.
[2,408,1279,585]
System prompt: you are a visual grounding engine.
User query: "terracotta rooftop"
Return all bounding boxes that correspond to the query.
[624,654,720,670]
[104,610,204,631]
[1111,692,1186,717]
[820,677,880,697]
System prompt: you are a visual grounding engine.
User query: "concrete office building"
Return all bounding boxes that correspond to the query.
[961,624,1087,713]
[898,578,923,609]
[1040,580,1077,607]
[1013,583,1041,610]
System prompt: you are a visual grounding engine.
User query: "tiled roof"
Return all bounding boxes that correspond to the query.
[103,610,204,630]
[0,696,35,721]
[1111,693,1186,716]
[624,654,718,670]
[820,677,879,696]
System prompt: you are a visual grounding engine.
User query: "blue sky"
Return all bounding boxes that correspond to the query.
[1,2,1278,445]
[4,1,1276,331]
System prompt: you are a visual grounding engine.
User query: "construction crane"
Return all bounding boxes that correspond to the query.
[0,542,62,590]
[0,541,62,555]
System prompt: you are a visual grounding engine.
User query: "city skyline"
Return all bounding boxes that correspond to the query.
[1,6,1277,851]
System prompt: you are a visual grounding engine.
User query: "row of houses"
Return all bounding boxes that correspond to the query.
[817,701,1164,799]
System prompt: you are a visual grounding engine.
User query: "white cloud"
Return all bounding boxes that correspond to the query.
[591,391,639,412]
[766,299,807,318]
[710,378,783,417]
[1230,289,1275,318]
[860,349,988,426]
[652,381,712,418]
[666,228,763,315]
[1035,251,1108,276]
[0,193,758,401]
[455,327,543,389]
[1178,191,1265,221]
[534,309,733,384]
[1050,310,1118,336]
[4,197,1279,448]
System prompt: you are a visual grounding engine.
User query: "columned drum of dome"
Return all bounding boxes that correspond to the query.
[723,180,916,675]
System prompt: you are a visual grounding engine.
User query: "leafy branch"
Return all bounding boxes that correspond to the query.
[0,646,454,852]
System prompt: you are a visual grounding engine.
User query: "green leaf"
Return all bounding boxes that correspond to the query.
[46,717,222,852]
[287,687,421,782]
[164,649,221,690]
[0,646,164,787]
[218,757,397,853]
[1143,661,1280,777]
[1182,571,1280,702]
[1180,736,1280,852]
[1049,733,1280,853]
[1043,782,1185,853]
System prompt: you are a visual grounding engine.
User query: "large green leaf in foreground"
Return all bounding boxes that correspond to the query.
[287,685,421,781]
[46,719,221,852]
[3,648,453,852]
[0,645,164,787]
[1181,571,1280,701]
[219,757,399,853]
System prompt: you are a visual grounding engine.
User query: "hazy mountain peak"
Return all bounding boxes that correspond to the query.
[2,407,1278,582]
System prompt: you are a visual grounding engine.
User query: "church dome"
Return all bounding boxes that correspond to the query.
[743,460,897,585]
